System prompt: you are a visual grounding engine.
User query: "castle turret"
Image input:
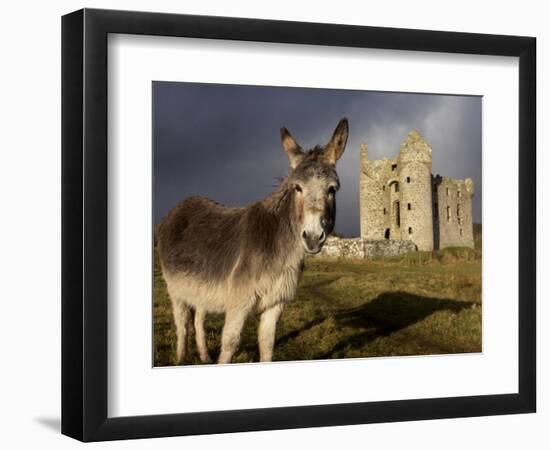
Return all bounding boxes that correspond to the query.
[397,131,434,251]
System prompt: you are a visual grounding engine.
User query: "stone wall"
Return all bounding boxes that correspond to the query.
[316,237,417,259]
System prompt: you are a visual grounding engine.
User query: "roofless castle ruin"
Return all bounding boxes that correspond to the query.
[359,130,474,251]
[320,130,475,259]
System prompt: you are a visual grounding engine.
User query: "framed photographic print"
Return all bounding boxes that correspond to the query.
[61,8,536,441]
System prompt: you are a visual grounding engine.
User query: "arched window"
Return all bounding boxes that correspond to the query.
[384,229,390,239]
[406,176,411,183]
[408,227,412,234]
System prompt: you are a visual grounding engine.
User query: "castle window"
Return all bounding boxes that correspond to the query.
[460,228,463,236]
[457,204,461,217]
[446,187,450,196]
[408,227,412,234]
[407,203,411,210]
[458,190,462,198]
[383,207,386,215]
[382,185,385,191]
[393,201,401,227]
[446,206,451,222]
[384,229,390,239]
[392,164,397,171]
[406,176,411,183]
[394,183,399,193]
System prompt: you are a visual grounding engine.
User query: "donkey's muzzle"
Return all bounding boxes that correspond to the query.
[302,230,326,254]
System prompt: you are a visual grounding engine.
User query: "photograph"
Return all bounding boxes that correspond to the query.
[152,82,482,366]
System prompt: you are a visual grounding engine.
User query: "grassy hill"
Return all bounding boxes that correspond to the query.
[154,246,482,366]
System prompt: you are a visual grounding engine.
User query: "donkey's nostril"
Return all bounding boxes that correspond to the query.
[319,231,326,242]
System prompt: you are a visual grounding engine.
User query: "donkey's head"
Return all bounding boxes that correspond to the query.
[281,118,349,254]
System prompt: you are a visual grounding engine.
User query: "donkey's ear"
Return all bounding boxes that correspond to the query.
[281,127,304,169]
[324,118,349,165]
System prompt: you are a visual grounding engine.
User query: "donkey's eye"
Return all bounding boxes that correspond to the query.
[295,184,303,193]
[327,186,336,196]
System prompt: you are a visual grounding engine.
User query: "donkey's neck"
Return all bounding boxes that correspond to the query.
[247,181,304,268]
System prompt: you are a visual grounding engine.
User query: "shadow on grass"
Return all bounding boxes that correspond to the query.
[317,291,474,359]
[275,317,327,347]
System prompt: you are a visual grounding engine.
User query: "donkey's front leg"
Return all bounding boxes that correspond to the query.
[258,303,285,362]
[194,308,211,363]
[218,308,250,364]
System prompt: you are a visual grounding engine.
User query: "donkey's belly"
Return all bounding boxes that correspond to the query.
[163,264,302,314]
[163,271,231,313]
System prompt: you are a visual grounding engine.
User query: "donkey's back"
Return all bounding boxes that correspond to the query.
[157,196,244,286]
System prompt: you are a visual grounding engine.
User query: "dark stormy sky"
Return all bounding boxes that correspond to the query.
[153,82,482,237]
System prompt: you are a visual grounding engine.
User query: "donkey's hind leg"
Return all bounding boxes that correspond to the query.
[172,300,191,365]
[194,308,211,363]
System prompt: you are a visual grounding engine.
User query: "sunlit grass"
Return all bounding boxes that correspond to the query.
[154,247,482,366]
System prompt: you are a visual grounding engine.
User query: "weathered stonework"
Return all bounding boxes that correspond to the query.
[360,130,475,250]
[433,175,475,249]
[317,237,417,259]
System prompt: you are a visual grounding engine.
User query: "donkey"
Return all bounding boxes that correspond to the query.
[156,118,349,364]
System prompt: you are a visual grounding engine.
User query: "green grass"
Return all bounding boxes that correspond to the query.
[154,247,482,366]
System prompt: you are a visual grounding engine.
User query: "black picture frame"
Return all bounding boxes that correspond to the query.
[61,8,536,442]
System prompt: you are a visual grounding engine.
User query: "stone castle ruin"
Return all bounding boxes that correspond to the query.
[319,130,474,259]
[360,130,474,251]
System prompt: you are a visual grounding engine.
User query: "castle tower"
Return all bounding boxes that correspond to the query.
[434,176,475,249]
[360,144,396,241]
[360,132,434,250]
[397,131,434,251]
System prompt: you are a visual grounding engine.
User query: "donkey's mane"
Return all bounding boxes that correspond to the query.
[262,176,292,213]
